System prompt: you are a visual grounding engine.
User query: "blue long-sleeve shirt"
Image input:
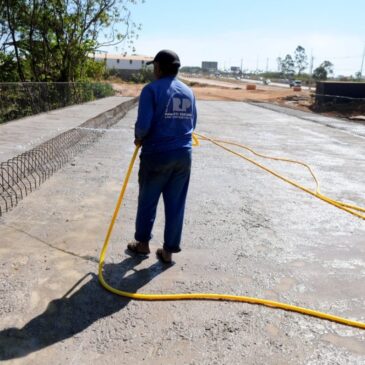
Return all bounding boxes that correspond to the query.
[135,76,197,154]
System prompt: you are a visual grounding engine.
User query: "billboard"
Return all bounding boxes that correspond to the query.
[202,61,218,72]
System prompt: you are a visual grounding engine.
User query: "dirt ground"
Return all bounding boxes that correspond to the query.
[112,78,365,122]
[112,80,310,104]
[112,79,327,119]
[191,86,308,103]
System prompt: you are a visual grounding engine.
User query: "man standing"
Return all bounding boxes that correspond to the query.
[127,50,197,263]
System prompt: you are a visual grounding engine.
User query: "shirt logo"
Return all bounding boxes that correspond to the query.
[165,94,193,120]
[172,97,191,112]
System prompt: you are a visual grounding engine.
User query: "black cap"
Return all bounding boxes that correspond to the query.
[146,50,181,67]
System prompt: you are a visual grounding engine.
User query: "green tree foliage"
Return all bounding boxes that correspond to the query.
[294,45,308,75]
[0,82,115,123]
[280,54,295,77]
[0,0,142,81]
[180,66,202,74]
[0,52,19,81]
[313,61,334,81]
[313,66,327,81]
[354,71,362,80]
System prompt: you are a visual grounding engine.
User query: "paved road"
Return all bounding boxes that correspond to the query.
[232,77,294,89]
[180,76,247,89]
[0,101,364,364]
[181,75,310,91]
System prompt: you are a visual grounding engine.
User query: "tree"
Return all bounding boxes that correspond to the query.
[0,52,20,81]
[321,61,334,75]
[0,0,142,81]
[313,60,334,81]
[294,45,308,75]
[355,71,362,80]
[280,54,295,77]
[312,66,327,81]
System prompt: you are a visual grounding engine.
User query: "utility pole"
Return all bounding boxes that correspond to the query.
[266,58,269,73]
[360,44,365,80]
[277,56,281,72]
[309,51,314,91]
[309,52,314,75]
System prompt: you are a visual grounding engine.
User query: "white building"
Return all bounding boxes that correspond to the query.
[94,54,153,71]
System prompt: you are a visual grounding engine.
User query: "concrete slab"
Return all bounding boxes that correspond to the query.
[0,101,364,364]
[180,76,246,89]
[0,96,132,163]
[250,101,365,138]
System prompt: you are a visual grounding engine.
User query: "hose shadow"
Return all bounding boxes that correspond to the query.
[0,255,171,360]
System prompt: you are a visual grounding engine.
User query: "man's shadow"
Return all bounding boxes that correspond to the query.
[0,254,172,360]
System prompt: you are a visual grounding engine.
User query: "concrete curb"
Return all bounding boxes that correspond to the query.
[81,97,138,130]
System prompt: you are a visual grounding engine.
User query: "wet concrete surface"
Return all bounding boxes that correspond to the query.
[0,101,364,364]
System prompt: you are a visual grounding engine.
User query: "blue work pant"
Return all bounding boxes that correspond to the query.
[134,148,192,253]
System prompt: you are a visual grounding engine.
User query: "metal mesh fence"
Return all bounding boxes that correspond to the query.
[0,98,137,217]
[0,82,115,124]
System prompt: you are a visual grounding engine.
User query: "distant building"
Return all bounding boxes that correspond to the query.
[202,61,218,73]
[93,53,153,80]
[230,66,241,73]
[94,54,153,71]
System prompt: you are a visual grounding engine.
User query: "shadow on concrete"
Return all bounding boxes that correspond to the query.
[0,255,171,360]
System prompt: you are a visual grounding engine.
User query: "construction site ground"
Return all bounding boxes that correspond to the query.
[0,96,365,364]
[113,77,311,104]
[113,77,365,121]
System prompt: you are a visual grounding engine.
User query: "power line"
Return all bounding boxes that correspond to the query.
[328,55,362,60]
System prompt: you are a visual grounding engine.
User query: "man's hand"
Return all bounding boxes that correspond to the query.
[134,138,142,146]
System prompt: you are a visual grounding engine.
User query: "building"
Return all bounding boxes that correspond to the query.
[202,61,218,73]
[230,66,241,73]
[94,54,153,71]
[93,53,154,80]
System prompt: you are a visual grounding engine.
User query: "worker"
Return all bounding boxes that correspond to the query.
[127,50,197,263]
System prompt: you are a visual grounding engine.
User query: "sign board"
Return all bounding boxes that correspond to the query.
[202,61,218,71]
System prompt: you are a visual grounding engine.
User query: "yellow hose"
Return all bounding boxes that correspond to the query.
[98,134,365,330]
[195,133,365,220]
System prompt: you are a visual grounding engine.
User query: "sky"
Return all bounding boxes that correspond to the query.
[103,0,365,76]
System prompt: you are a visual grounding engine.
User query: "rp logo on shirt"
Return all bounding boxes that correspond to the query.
[165,93,193,120]
[172,97,191,112]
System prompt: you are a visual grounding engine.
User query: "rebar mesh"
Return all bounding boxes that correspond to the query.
[0,98,138,217]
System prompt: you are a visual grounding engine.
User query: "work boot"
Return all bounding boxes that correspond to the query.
[156,248,172,264]
[127,241,150,255]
